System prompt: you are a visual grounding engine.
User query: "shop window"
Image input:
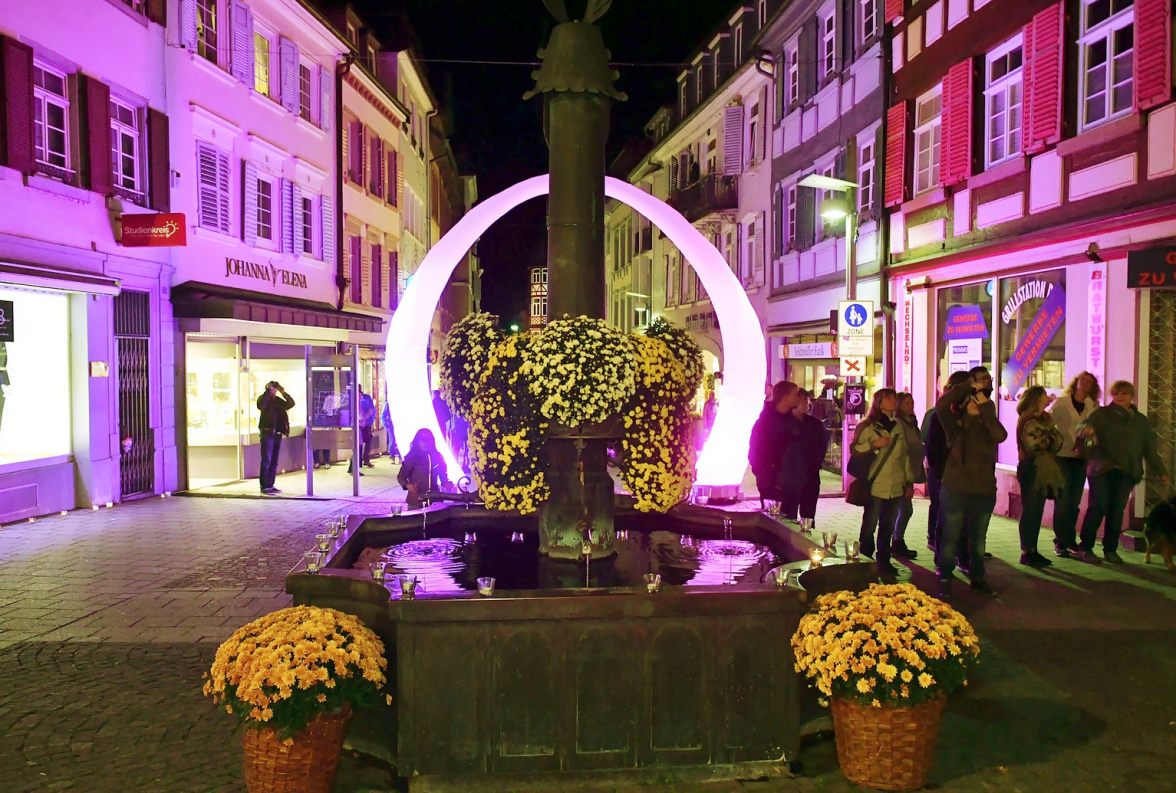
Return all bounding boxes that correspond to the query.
[997,270,1067,401]
[0,290,72,468]
[935,281,994,390]
[245,344,307,437]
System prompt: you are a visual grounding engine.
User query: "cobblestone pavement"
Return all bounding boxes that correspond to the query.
[1,462,1175,792]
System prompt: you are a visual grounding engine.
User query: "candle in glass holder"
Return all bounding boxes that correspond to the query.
[809,548,825,568]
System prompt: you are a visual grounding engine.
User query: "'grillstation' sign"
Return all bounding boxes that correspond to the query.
[225,257,308,290]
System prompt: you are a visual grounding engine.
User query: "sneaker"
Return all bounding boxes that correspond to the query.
[364,463,375,468]
[1103,550,1125,565]
[970,579,998,597]
[324,463,331,469]
[1031,551,1053,567]
[1075,547,1102,563]
[270,488,282,494]
[937,577,953,599]
[1020,552,1048,569]
[261,487,277,495]
[893,544,919,560]
[1053,544,1075,559]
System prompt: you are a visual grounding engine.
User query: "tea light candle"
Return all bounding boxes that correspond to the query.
[809,548,825,568]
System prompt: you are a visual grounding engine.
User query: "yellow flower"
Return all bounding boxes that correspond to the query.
[918,672,935,689]
[901,669,913,683]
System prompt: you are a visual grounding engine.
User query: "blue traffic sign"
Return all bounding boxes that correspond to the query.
[843,303,868,328]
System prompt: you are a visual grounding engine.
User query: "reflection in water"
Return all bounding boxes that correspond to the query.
[650,535,770,587]
[380,538,465,595]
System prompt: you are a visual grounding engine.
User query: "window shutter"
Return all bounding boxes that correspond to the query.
[197,143,218,229]
[841,0,857,65]
[83,76,112,196]
[372,245,382,309]
[292,184,304,255]
[885,0,903,23]
[873,125,885,219]
[799,18,819,103]
[678,151,691,184]
[281,179,294,253]
[1022,2,1063,153]
[147,0,167,26]
[216,149,231,233]
[940,59,973,186]
[147,108,170,211]
[320,195,335,265]
[796,185,816,251]
[395,149,404,206]
[180,0,198,51]
[722,104,745,175]
[279,38,299,114]
[387,149,397,205]
[1134,0,1172,111]
[230,1,254,85]
[360,242,371,304]
[884,102,907,206]
[389,250,399,307]
[319,65,332,132]
[754,86,768,163]
[669,156,679,191]
[1,37,35,174]
[772,187,783,257]
[379,140,388,197]
[753,212,766,287]
[835,147,848,181]
[242,161,258,246]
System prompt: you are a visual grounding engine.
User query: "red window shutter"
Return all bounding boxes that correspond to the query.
[1134,0,1172,111]
[1022,2,1063,154]
[84,76,112,196]
[885,0,903,24]
[884,103,907,207]
[940,59,973,186]
[1,36,36,174]
[147,109,170,211]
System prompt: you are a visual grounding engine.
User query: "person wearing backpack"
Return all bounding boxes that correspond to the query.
[851,389,913,576]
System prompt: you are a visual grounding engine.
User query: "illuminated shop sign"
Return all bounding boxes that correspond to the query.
[1127,247,1176,288]
[0,299,12,342]
[1001,280,1054,324]
[225,257,308,290]
[120,213,188,247]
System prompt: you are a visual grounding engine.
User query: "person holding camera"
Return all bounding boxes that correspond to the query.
[852,388,915,576]
[934,367,1006,597]
[257,381,295,495]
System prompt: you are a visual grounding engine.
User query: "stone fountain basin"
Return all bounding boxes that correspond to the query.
[286,503,876,788]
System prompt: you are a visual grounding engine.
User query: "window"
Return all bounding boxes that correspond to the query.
[787,46,799,107]
[299,196,313,255]
[679,81,687,116]
[346,22,359,47]
[33,62,70,172]
[985,36,1024,167]
[861,0,877,43]
[858,139,875,213]
[743,222,756,284]
[759,0,768,26]
[369,135,383,195]
[349,237,363,303]
[713,46,722,87]
[110,99,141,195]
[913,86,942,195]
[696,64,704,102]
[256,175,275,244]
[747,103,759,164]
[253,31,271,96]
[196,0,218,63]
[821,13,837,78]
[196,142,231,234]
[347,121,363,183]
[734,24,743,63]
[1079,0,1134,130]
[935,281,994,391]
[299,64,312,121]
[817,162,837,238]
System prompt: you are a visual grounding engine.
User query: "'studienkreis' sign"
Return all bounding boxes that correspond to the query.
[225,257,308,290]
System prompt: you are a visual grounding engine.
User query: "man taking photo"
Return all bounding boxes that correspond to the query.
[257,381,295,495]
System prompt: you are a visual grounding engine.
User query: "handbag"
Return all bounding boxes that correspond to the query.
[845,431,899,507]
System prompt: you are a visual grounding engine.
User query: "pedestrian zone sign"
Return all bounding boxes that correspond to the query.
[838,300,873,357]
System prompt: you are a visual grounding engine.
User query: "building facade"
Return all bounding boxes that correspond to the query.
[0,0,176,522]
[884,0,1176,518]
[529,265,549,332]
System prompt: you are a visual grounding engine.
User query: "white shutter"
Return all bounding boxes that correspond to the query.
[292,184,304,255]
[669,156,679,191]
[242,161,258,246]
[754,86,768,163]
[281,179,295,253]
[230,1,254,85]
[753,213,766,287]
[280,38,299,114]
[321,195,335,265]
[722,104,745,175]
[181,0,197,51]
[216,149,231,234]
[319,65,333,132]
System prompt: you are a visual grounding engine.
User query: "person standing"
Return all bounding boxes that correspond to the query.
[1048,372,1100,558]
[934,368,1006,597]
[703,392,718,436]
[784,390,829,529]
[892,392,926,560]
[348,385,376,474]
[749,381,802,509]
[256,381,295,495]
[1076,381,1169,564]
[382,400,400,463]
[397,428,449,509]
[1016,386,1066,568]
[432,390,452,445]
[852,389,913,576]
[921,374,966,554]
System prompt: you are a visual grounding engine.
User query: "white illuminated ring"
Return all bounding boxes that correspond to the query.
[386,174,766,487]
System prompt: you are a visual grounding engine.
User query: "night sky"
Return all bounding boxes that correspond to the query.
[345,0,739,321]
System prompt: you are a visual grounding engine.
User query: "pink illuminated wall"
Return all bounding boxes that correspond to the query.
[385,175,766,487]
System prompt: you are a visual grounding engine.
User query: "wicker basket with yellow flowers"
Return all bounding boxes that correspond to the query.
[792,583,980,791]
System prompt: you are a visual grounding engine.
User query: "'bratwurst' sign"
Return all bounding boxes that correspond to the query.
[225,257,308,290]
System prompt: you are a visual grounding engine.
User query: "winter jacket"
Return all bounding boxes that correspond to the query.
[749,402,796,500]
[921,408,948,479]
[852,415,913,500]
[899,414,927,484]
[1050,394,1097,460]
[397,444,448,508]
[1081,403,1167,482]
[256,390,295,436]
[935,383,1008,496]
[1017,412,1067,496]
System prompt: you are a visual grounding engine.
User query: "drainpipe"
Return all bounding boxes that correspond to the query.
[335,54,355,312]
[878,23,895,388]
[423,108,439,254]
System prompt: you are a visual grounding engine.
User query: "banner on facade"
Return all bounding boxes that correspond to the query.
[1087,266,1106,385]
[1001,286,1066,395]
[120,213,187,247]
[781,341,837,359]
[1127,247,1176,288]
[942,305,989,340]
[0,299,13,342]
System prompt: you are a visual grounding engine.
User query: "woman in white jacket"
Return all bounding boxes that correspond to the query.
[1047,372,1100,558]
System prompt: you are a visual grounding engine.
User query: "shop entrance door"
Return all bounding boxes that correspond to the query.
[115,291,154,498]
[184,337,242,488]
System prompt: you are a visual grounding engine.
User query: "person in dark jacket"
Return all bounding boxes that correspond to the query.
[1076,380,1169,564]
[749,381,802,508]
[397,428,449,509]
[922,372,969,553]
[257,381,295,495]
[934,367,1007,597]
[1015,385,1066,568]
[432,390,452,445]
[782,389,829,528]
[892,392,926,560]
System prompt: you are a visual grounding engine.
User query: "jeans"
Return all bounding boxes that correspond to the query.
[349,426,373,470]
[1052,457,1087,550]
[259,431,282,491]
[926,471,944,551]
[799,475,820,522]
[1017,459,1049,553]
[1080,470,1136,554]
[313,449,330,467]
[860,496,902,562]
[936,488,996,582]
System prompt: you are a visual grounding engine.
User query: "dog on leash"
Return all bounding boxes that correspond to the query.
[1144,496,1176,572]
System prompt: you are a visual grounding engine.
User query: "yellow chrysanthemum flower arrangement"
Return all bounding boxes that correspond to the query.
[439,312,503,420]
[524,315,637,427]
[792,583,980,709]
[203,606,389,739]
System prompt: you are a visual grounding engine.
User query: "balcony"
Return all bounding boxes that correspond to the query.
[668,174,738,223]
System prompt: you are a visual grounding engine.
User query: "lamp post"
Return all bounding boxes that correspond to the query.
[799,140,859,491]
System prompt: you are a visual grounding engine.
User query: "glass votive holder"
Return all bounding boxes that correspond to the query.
[398,575,420,600]
[315,533,331,552]
[371,562,387,583]
[391,504,404,517]
[616,529,629,541]
[824,531,839,551]
[304,552,324,574]
[643,573,662,594]
[809,548,825,569]
[463,532,477,544]
[581,541,592,557]
[477,576,496,596]
[327,520,341,538]
[770,567,790,588]
[511,532,525,543]
[844,540,861,561]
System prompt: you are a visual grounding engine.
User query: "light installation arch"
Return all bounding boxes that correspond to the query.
[385,174,767,487]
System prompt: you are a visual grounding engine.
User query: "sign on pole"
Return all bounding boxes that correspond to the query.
[840,355,867,377]
[838,300,873,358]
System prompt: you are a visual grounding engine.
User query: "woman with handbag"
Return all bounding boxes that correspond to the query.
[1047,372,1099,558]
[891,392,926,560]
[1016,386,1066,568]
[851,389,912,575]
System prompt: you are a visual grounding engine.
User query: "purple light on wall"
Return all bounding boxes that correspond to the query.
[385,175,766,487]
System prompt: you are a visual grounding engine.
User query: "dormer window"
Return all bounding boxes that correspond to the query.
[734,24,743,63]
[758,0,768,26]
[696,64,704,101]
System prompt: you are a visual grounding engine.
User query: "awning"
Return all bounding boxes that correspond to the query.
[0,260,121,296]
[171,284,384,335]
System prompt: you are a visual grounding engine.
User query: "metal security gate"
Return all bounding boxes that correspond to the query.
[1146,290,1176,511]
[115,291,154,498]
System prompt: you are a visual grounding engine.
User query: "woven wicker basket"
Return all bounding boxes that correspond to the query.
[830,695,945,791]
[241,706,351,793]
